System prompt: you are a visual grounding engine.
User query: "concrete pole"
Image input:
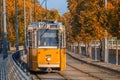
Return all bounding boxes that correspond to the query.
[116,40,118,65]
[95,41,97,61]
[0,19,1,38]
[2,0,8,59]
[34,0,36,21]
[78,42,81,55]
[105,0,107,9]
[15,0,19,51]
[24,0,27,53]
[30,8,32,23]
[45,0,47,19]
[104,30,108,63]
[85,43,87,56]
[104,37,108,63]
[0,0,2,41]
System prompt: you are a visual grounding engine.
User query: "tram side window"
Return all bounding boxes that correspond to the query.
[60,31,66,48]
[33,33,35,47]
[28,32,32,47]
[61,33,64,48]
[63,31,66,48]
[59,34,62,48]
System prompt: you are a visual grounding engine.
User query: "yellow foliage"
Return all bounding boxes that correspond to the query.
[5,0,61,45]
[107,2,114,9]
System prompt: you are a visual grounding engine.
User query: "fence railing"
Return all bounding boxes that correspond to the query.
[0,51,31,80]
[67,39,120,65]
[12,50,30,80]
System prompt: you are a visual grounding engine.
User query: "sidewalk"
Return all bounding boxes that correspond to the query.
[67,51,120,73]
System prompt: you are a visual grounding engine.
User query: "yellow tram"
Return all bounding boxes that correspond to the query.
[27,20,66,72]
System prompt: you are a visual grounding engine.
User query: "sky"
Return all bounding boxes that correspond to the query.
[39,0,68,15]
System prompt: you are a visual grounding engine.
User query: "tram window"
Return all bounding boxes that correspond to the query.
[28,32,33,47]
[60,30,66,48]
[37,30,58,47]
[60,35,62,48]
[63,32,66,48]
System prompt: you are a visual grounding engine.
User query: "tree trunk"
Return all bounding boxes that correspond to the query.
[87,43,92,58]
[70,44,72,52]
[78,42,82,56]
[85,43,88,56]
[100,40,104,61]
[116,40,118,65]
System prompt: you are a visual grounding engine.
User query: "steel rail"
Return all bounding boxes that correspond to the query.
[67,63,103,80]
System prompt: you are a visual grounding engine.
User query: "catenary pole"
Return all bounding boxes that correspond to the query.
[15,0,19,51]
[34,0,36,21]
[105,0,107,9]
[24,0,27,53]
[2,0,8,59]
[0,0,3,41]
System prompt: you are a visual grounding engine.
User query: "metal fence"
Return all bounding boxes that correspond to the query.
[0,51,31,80]
[12,50,30,80]
[67,38,120,65]
[107,38,120,65]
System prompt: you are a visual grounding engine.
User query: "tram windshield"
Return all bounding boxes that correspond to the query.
[37,30,58,47]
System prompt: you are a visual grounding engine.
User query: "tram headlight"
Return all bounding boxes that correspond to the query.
[46,54,51,61]
[46,57,51,61]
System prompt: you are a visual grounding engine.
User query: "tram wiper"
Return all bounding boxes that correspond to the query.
[40,23,49,38]
[40,29,48,38]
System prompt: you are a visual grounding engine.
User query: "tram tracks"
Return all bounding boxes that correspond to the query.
[31,71,68,80]
[66,63,103,80]
[27,53,120,80]
[31,58,120,80]
[54,70,71,80]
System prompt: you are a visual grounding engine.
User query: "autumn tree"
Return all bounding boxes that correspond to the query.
[47,9,61,21]
[62,12,73,43]
[67,0,120,57]
[104,0,120,39]
[3,0,61,46]
[67,0,111,57]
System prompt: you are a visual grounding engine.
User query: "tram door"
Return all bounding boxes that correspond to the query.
[27,30,38,70]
